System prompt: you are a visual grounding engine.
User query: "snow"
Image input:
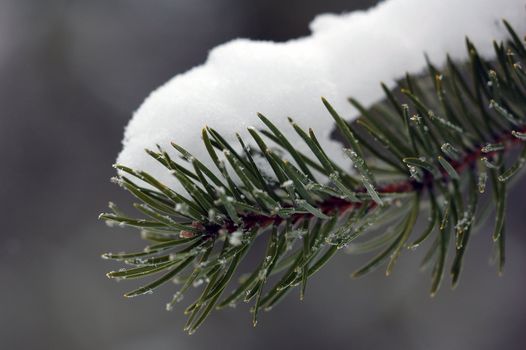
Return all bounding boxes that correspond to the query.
[117,0,526,192]
[228,231,243,246]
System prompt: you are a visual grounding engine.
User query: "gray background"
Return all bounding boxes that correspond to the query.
[1,0,525,349]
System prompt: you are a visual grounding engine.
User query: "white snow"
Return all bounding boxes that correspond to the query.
[228,231,243,246]
[117,0,526,192]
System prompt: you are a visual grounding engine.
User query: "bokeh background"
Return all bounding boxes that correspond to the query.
[1,0,526,349]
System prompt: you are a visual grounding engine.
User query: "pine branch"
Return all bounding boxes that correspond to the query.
[100,21,526,334]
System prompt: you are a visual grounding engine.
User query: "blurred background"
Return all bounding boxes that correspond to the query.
[1,0,526,349]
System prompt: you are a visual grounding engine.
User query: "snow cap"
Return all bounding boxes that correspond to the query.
[117,0,526,192]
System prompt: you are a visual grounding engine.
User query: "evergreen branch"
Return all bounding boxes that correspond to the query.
[101,22,526,333]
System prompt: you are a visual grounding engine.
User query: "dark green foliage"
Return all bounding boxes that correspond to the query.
[100,22,526,333]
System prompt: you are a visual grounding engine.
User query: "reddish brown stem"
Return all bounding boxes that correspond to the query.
[201,125,526,238]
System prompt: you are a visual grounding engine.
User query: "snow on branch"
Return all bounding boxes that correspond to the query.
[117,0,526,191]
